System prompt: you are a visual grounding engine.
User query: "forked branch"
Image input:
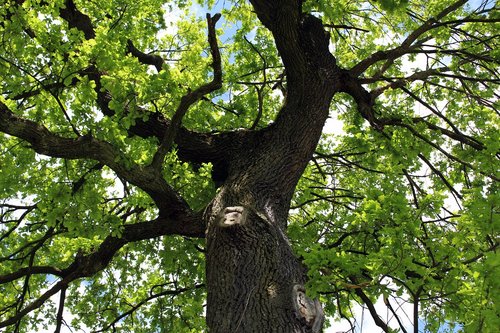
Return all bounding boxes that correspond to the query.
[0,213,204,328]
[351,0,469,76]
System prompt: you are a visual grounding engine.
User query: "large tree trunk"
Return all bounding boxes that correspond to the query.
[204,83,334,332]
[205,191,324,332]
[205,201,320,332]
[203,2,341,331]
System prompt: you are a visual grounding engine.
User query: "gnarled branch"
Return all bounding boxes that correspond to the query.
[0,101,202,221]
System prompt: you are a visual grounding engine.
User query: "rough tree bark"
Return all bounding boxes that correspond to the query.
[203,1,340,331]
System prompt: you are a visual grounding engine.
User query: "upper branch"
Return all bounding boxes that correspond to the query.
[247,0,340,152]
[49,0,229,167]
[350,0,468,76]
[249,0,337,87]
[0,101,141,182]
[9,0,239,177]
[58,0,96,39]
[150,13,223,171]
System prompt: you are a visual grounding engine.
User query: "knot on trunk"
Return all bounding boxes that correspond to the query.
[216,206,271,229]
[217,206,249,228]
[292,284,324,333]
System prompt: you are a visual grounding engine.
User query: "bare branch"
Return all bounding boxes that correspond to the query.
[351,277,390,332]
[384,296,409,333]
[54,287,67,333]
[378,114,485,151]
[419,153,463,201]
[150,13,223,171]
[0,203,37,241]
[324,24,369,33]
[369,67,448,97]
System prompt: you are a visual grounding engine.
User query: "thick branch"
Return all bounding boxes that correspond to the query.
[1,215,204,285]
[0,266,64,284]
[126,40,164,72]
[54,0,236,169]
[0,102,203,218]
[3,10,235,183]
[338,70,378,128]
[0,102,142,183]
[58,0,95,39]
[54,287,66,333]
[130,112,239,166]
[249,0,337,87]
[6,65,233,169]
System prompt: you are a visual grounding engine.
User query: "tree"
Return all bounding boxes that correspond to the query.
[0,0,498,331]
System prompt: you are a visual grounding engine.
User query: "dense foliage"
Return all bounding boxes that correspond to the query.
[0,0,498,332]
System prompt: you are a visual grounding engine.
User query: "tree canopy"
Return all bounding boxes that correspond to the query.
[0,0,498,332]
